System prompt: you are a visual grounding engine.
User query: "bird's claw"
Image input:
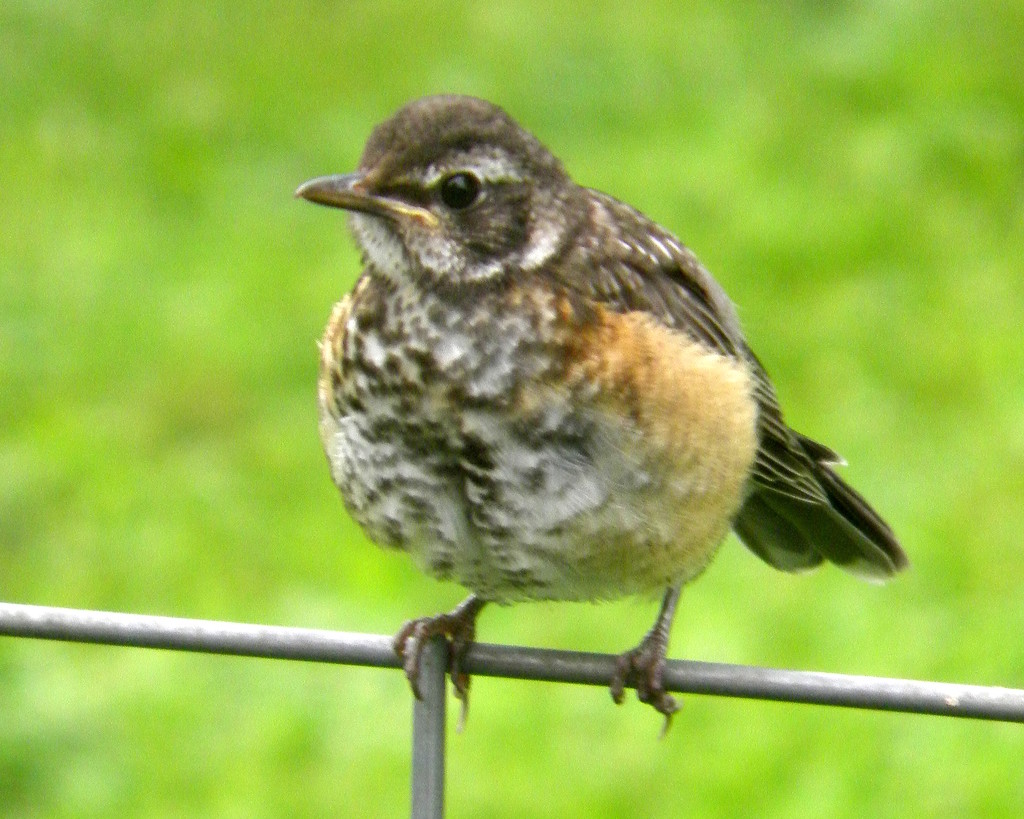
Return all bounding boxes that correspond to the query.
[610,631,679,736]
[392,596,485,730]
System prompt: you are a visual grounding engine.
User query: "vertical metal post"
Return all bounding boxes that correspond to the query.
[410,636,447,819]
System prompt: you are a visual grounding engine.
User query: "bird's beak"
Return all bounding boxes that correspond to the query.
[294,172,437,227]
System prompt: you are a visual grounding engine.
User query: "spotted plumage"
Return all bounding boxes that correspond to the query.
[298,95,907,726]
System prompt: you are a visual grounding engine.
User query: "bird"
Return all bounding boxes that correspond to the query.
[296,94,907,730]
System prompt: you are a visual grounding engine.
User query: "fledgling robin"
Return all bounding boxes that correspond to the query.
[296,95,907,729]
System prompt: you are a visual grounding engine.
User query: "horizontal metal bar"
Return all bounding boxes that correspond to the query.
[0,601,1021,723]
[0,600,400,666]
[464,643,1024,722]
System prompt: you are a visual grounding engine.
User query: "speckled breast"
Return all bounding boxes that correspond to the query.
[317,272,758,603]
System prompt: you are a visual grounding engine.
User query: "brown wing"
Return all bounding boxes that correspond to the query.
[549,189,907,578]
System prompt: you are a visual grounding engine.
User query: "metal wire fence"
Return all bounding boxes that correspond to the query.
[1,601,1022,818]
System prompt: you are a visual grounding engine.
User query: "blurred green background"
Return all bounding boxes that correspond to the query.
[2,1,1023,816]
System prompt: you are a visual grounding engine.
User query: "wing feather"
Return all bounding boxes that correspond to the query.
[543,189,907,577]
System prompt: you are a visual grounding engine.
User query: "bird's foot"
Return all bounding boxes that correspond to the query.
[393,595,486,730]
[610,629,679,735]
[610,586,682,736]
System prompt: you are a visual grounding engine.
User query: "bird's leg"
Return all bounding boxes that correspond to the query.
[610,584,682,734]
[393,595,487,728]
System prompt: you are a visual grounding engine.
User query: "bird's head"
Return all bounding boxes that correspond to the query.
[296,95,585,287]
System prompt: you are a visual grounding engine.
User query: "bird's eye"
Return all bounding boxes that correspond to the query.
[438,172,481,210]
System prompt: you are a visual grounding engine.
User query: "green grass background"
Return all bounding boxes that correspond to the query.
[2,1,1023,816]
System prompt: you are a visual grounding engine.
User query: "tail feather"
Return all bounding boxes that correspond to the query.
[735,436,908,580]
[733,493,825,573]
[816,464,907,572]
